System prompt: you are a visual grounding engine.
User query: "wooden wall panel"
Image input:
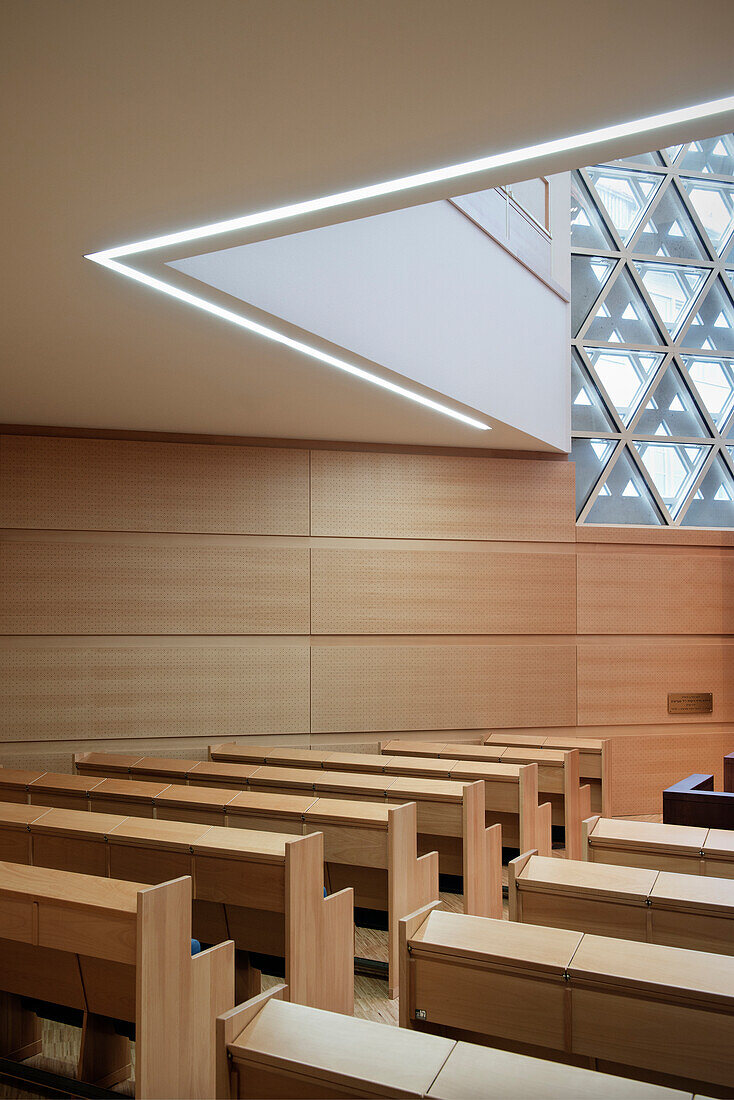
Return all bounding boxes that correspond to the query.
[0,538,310,635]
[0,643,310,742]
[311,548,576,634]
[577,642,734,726]
[607,730,732,816]
[311,644,577,732]
[577,550,734,635]
[0,435,310,534]
[310,450,575,541]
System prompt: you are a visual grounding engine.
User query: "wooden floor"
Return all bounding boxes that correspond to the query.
[0,824,664,1097]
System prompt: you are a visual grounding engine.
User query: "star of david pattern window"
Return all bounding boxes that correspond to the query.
[571,134,734,528]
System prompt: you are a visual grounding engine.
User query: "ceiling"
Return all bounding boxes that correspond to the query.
[2,0,734,449]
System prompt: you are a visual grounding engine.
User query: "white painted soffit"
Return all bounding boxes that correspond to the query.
[86,95,734,436]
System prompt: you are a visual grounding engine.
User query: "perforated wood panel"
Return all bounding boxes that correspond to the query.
[0,644,309,741]
[0,538,309,634]
[310,450,575,541]
[607,730,731,816]
[577,551,734,635]
[0,435,309,533]
[311,548,575,634]
[577,642,734,726]
[311,644,576,732]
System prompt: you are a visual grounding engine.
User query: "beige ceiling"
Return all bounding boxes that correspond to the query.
[2,0,734,448]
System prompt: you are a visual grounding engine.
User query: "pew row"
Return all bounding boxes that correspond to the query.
[583,816,734,879]
[401,908,734,1095]
[0,800,353,1015]
[509,850,734,955]
[380,740,591,858]
[203,743,551,855]
[484,732,610,815]
[1,768,446,997]
[73,752,513,908]
[217,984,694,1100]
[0,861,233,1098]
[663,773,734,830]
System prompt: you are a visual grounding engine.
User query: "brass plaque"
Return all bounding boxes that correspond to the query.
[668,692,713,715]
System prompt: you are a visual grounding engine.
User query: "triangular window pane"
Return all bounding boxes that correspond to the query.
[679,134,734,179]
[680,177,734,254]
[681,277,734,354]
[571,173,615,250]
[635,261,706,338]
[571,349,616,432]
[584,265,662,344]
[681,453,734,527]
[635,362,709,438]
[682,355,734,428]
[633,183,708,260]
[585,445,663,525]
[570,437,618,516]
[633,441,710,519]
[586,346,664,425]
[666,145,685,163]
[571,255,616,336]
[587,166,664,243]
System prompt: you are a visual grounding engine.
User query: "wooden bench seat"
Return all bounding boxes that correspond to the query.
[5,771,442,999]
[509,851,734,955]
[381,739,591,857]
[0,860,233,1098]
[584,816,734,879]
[218,984,690,1100]
[0,799,353,1015]
[204,743,550,855]
[75,752,511,906]
[402,907,734,1094]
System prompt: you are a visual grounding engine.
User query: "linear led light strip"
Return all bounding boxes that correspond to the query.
[86,94,734,432]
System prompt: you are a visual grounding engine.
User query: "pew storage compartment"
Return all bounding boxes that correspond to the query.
[402,909,734,1094]
[584,817,707,874]
[510,852,734,955]
[218,985,696,1099]
[0,861,233,1098]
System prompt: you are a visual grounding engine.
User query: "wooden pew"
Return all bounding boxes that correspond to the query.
[509,850,734,956]
[75,752,510,906]
[217,984,690,1100]
[380,739,590,858]
[401,908,734,1094]
[0,861,233,1098]
[484,732,610,815]
[663,773,734,830]
[0,800,353,1015]
[8,768,440,998]
[583,816,734,879]
[204,743,550,856]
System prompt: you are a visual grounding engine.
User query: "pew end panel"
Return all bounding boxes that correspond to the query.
[583,815,601,860]
[136,875,236,1099]
[285,831,354,1016]
[518,764,552,856]
[387,801,440,999]
[507,849,536,923]
[397,900,444,1030]
[216,983,288,1100]
[462,782,502,920]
